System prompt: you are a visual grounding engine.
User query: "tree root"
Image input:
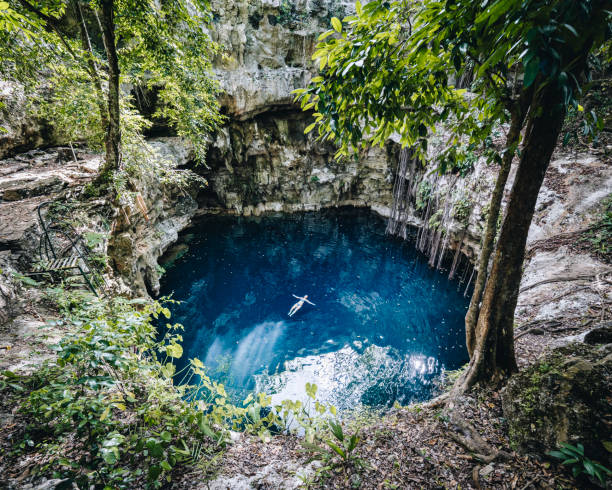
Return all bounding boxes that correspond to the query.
[444,405,511,463]
[424,388,511,464]
[519,272,609,293]
[521,285,590,307]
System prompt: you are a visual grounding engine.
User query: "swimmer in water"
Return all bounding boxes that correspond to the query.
[288,294,315,317]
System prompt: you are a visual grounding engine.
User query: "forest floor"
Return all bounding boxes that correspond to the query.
[178,314,609,490]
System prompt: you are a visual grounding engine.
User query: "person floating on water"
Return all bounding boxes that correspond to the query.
[288,294,315,317]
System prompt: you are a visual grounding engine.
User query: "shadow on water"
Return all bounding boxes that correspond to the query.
[158,208,470,412]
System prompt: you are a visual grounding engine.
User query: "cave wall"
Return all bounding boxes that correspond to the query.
[198,0,397,217]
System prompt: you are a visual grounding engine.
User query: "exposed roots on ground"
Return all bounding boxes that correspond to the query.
[445,402,511,464]
[519,271,611,293]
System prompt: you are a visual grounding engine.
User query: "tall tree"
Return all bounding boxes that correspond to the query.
[1,0,223,186]
[98,0,120,177]
[297,0,611,388]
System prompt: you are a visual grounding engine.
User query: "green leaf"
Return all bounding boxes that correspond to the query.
[329,421,344,442]
[347,434,360,452]
[547,450,566,459]
[100,405,111,421]
[331,17,342,32]
[166,343,183,359]
[146,439,164,459]
[148,465,162,481]
[304,123,317,134]
[325,441,346,459]
[318,30,335,41]
[161,460,172,471]
[584,460,596,476]
[523,58,539,87]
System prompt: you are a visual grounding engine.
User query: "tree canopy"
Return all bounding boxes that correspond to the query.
[0,0,223,192]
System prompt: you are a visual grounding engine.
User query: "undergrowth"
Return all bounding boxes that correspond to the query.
[0,290,347,488]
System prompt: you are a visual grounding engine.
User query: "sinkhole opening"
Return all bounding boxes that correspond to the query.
[158,208,470,412]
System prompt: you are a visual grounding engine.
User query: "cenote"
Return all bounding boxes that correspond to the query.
[158,208,469,411]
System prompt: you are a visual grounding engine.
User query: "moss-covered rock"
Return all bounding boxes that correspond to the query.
[502,342,612,463]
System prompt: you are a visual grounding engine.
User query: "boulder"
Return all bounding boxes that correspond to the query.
[502,342,612,464]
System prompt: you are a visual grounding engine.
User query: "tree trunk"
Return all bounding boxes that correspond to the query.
[73,0,109,133]
[465,87,532,356]
[457,83,566,390]
[98,0,120,178]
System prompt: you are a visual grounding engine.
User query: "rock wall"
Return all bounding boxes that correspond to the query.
[201,110,396,216]
[106,138,200,296]
[502,340,612,463]
[197,0,398,217]
[0,82,58,159]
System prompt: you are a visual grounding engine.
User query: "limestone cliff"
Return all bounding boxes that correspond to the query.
[198,0,398,216]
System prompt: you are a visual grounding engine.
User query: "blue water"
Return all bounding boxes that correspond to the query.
[158,208,469,411]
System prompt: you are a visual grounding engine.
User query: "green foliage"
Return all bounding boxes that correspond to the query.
[11,272,39,287]
[0,0,223,186]
[581,194,612,261]
[294,0,501,166]
[274,0,307,28]
[83,231,104,249]
[295,0,610,176]
[302,419,365,482]
[11,298,211,487]
[548,443,611,485]
[415,180,433,211]
[3,291,346,487]
[428,209,443,229]
[453,195,473,226]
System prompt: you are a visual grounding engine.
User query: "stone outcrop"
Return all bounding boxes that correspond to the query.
[502,341,612,464]
[210,0,347,119]
[107,137,199,296]
[201,111,396,216]
[0,137,198,304]
[0,147,102,264]
[197,0,400,216]
[0,82,57,159]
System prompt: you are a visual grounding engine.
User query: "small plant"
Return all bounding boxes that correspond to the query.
[548,442,612,485]
[325,420,361,462]
[416,180,433,211]
[302,419,365,481]
[581,194,612,262]
[452,195,473,226]
[274,0,308,28]
[11,272,40,287]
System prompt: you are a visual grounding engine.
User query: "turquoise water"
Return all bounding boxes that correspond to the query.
[158,209,469,410]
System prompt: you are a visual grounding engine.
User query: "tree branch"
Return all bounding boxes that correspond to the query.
[15,0,78,59]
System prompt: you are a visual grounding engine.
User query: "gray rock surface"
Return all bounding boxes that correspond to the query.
[0,82,57,158]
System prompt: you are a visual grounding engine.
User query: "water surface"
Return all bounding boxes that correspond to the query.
[159,209,469,411]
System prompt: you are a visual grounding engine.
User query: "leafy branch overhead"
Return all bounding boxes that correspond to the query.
[295,0,609,170]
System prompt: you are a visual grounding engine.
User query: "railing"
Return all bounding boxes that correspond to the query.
[33,201,106,296]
